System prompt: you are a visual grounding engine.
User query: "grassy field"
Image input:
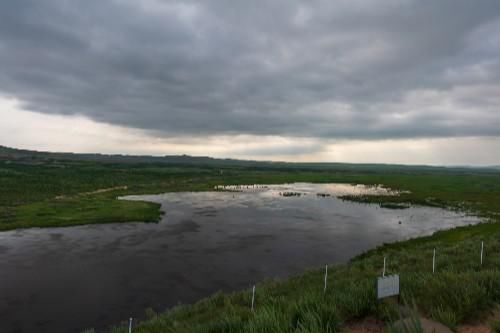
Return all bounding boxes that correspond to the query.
[3,147,500,331]
[2,153,500,231]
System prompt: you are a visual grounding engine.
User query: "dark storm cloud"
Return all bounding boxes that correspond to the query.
[1,0,500,139]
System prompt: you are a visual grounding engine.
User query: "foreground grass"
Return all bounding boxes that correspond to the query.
[86,221,500,333]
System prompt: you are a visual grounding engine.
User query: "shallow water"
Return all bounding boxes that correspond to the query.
[0,183,481,333]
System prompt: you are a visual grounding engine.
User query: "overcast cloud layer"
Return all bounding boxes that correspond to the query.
[1,0,500,141]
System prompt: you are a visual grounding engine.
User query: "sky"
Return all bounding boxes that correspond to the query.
[1,0,500,165]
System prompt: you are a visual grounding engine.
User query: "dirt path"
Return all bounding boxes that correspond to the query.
[55,186,128,199]
[341,317,385,333]
[457,323,492,333]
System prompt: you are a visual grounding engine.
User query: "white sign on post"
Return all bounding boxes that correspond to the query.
[377,274,400,299]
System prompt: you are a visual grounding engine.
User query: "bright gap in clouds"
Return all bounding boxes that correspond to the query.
[1,96,499,166]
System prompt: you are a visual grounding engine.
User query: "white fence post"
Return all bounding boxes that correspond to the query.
[251,285,256,311]
[433,248,436,273]
[481,241,484,266]
[383,257,386,277]
[324,264,328,293]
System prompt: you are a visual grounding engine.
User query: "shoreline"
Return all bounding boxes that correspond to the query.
[90,216,500,333]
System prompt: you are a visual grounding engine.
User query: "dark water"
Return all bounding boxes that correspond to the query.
[0,183,481,333]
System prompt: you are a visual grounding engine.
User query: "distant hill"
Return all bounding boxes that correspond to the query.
[0,145,253,167]
[1,145,498,173]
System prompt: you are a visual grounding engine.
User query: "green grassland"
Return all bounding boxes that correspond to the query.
[2,152,500,231]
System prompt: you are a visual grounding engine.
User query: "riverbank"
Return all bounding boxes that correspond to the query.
[86,216,500,333]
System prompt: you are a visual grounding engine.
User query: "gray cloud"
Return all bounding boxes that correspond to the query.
[1,0,500,139]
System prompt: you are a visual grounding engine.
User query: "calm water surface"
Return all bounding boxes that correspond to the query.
[0,183,481,333]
